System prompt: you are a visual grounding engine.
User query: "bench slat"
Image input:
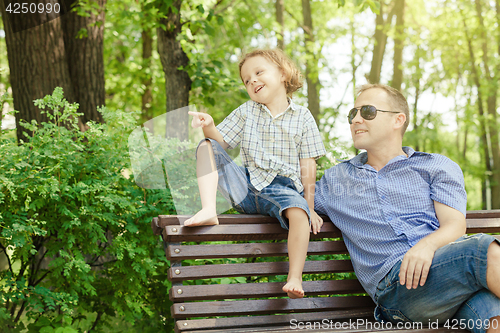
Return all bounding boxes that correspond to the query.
[170,279,364,301]
[163,224,342,242]
[167,241,348,260]
[172,296,375,318]
[464,218,500,233]
[152,210,500,236]
[174,308,375,332]
[186,326,468,333]
[465,209,500,219]
[168,260,354,282]
[159,214,279,227]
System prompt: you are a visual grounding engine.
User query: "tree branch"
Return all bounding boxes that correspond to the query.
[30,245,48,286]
[0,242,14,275]
[241,0,269,39]
[89,259,118,267]
[284,7,308,33]
[89,311,102,332]
[33,270,50,287]
[214,0,237,16]
[14,300,27,323]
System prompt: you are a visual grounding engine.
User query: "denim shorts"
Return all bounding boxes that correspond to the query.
[374,233,500,333]
[197,138,310,230]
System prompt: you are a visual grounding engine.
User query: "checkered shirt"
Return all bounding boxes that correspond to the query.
[217,99,326,192]
[314,147,467,299]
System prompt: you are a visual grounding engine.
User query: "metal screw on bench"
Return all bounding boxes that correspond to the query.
[179,305,185,311]
[174,248,180,254]
[174,269,181,275]
[183,323,188,326]
[172,227,178,232]
[177,289,183,294]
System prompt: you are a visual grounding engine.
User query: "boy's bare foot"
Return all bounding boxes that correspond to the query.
[282,277,304,299]
[184,208,219,226]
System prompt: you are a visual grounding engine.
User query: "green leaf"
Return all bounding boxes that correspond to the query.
[206,97,216,106]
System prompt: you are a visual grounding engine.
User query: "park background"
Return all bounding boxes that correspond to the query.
[1,0,499,331]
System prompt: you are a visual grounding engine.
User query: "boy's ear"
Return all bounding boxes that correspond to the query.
[280,70,286,82]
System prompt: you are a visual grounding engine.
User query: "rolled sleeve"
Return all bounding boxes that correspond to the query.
[429,158,467,217]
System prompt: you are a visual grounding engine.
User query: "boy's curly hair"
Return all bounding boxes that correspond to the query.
[238,49,303,96]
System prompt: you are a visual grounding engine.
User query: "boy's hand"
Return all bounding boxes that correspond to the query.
[310,210,323,235]
[188,111,214,129]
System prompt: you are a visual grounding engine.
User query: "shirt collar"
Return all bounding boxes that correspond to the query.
[253,97,295,118]
[339,146,429,167]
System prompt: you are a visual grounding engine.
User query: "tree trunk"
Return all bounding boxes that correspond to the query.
[462,10,493,209]
[157,0,191,141]
[301,0,320,124]
[368,1,393,84]
[61,0,106,127]
[391,0,405,91]
[475,0,500,208]
[141,27,154,133]
[413,82,420,151]
[276,0,285,50]
[1,0,75,143]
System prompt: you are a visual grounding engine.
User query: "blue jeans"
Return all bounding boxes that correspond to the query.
[374,233,500,333]
[198,138,310,229]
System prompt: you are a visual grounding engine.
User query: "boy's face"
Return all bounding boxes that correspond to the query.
[240,55,287,106]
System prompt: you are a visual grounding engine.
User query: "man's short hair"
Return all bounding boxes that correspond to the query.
[357,84,410,135]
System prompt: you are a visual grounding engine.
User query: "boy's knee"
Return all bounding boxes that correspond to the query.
[199,139,213,148]
[197,139,214,156]
[488,241,500,265]
[284,207,308,220]
[487,241,500,295]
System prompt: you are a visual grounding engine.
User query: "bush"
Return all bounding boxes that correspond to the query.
[0,88,175,332]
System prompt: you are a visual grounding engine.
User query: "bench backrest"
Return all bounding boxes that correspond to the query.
[152,210,500,333]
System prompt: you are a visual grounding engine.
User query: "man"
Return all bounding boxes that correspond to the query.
[314,83,500,333]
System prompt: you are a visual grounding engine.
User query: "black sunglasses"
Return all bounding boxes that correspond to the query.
[348,105,400,124]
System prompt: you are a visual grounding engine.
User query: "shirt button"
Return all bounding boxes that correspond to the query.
[378,175,382,179]
[381,195,386,199]
[270,138,275,142]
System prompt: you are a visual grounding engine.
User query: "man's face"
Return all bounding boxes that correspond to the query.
[350,88,398,151]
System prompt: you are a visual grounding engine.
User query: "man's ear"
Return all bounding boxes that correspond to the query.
[394,113,406,130]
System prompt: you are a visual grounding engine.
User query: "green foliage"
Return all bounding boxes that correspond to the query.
[0,88,174,331]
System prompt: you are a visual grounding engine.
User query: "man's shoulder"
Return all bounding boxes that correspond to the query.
[407,149,463,178]
[409,149,460,167]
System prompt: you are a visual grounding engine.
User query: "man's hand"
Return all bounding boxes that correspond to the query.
[188,111,214,129]
[310,210,323,235]
[399,239,437,289]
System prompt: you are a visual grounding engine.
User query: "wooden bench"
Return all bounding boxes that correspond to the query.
[151,210,500,333]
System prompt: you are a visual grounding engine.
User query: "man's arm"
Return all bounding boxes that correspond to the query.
[399,201,466,289]
[300,157,323,234]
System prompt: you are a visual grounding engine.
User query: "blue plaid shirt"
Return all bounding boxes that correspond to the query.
[314,147,467,300]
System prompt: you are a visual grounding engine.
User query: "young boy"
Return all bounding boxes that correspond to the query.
[185,49,326,298]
